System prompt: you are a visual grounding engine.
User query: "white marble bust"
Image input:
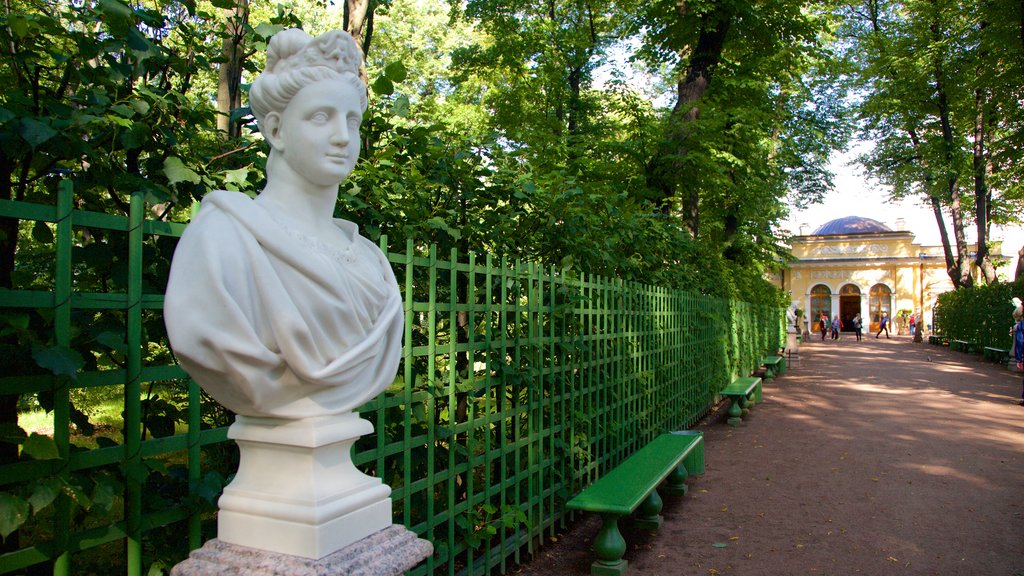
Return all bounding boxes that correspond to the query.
[786,303,798,333]
[164,29,402,419]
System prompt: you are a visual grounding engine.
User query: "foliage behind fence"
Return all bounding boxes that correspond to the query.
[933,280,1024,351]
[0,186,783,575]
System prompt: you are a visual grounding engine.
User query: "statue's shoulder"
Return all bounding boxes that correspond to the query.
[179,191,258,249]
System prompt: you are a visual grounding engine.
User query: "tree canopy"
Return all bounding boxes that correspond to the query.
[836,0,1024,287]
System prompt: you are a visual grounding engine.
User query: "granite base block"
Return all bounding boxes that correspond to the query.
[171,524,433,576]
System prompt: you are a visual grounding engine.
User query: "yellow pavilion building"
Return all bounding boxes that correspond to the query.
[779,216,983,335]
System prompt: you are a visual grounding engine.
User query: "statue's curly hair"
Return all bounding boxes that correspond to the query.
[249,29,366,130]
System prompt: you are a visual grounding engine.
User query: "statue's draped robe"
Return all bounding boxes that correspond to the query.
[164,190,403,418]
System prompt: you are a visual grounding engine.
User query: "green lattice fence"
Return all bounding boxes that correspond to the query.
[0,186,782,575]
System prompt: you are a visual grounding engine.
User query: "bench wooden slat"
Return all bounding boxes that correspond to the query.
[566,432,704,516]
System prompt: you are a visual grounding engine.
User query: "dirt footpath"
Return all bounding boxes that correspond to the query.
[511,334,1024,576]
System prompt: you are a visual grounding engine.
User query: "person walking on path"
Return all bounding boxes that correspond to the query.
[1013,297,1024,405]
[818,313,827,340]
[852,313,863,341]
[830,314,842,340]
[876,312,890,338]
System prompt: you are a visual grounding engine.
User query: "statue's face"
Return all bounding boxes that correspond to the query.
[273,77,362,187]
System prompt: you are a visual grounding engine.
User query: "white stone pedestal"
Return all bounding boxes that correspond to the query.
[786,332,799,358]
[216,412,392,560]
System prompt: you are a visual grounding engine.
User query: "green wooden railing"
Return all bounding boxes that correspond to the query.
[0,186,783,575]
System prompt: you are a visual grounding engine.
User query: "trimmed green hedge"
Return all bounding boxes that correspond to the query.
[933,280,1024,350]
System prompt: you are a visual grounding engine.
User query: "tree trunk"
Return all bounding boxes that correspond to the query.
[971,87,997,283]
[0,157,19,468]
[646,4,733,237]
[931,11,971,288]
[344,0,374,85]
[1016,245,1024,282]
[216,0,249,139]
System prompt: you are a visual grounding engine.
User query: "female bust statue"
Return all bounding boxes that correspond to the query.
[164,29,402,419]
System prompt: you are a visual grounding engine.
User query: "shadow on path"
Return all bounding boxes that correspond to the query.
[512,335,1024,576]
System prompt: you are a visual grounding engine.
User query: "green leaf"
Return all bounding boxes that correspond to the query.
[0,312,30,332]
[32,345,84,379]
[391,94,410,118]
[91,481,115,514]
[254,23,284,39]
[97,0,133,35]
[412,402,427,424]
[96,331,126,353]
[28,478,62,513]
[385,61,408,82]
[22,433,59,460]
[372,76,394,96]
[19,118,57,148]
[221,167,250,191]
[110,103,135,118]
[196,472,226,506]
[7,15,29,38]
[163,157,201,186]
[32,221,54,244]
[129,99,151,116]
[0,494,30,540]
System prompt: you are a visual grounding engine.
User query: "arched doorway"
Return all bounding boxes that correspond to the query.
[810,284,831,330]
[839,284,860,331]
[869,283,892,333]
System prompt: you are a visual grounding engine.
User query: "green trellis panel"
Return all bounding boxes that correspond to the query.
[0,189,783,576]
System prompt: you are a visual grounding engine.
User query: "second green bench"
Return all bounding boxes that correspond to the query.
[983,346,1008,363]
[761,355,785,379]
[721,376,762,426]
[566,431,705,576]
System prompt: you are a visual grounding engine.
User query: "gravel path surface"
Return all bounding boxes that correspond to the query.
[510,334,1024,576]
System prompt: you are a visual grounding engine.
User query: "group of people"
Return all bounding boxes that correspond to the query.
[817,312,867,341]
[817,312,900,341]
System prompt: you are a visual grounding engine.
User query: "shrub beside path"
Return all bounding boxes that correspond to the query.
[512,334,1024,575]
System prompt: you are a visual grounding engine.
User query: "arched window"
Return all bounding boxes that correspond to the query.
[870,283,892,324]
[810,284,831,321]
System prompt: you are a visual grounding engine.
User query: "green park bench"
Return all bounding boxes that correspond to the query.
[721,376,762,426]
[950,339,975,353]
[761,355,785,379]
[983,346,1008,363]
[566,431,705,576]
[928,334,944,345]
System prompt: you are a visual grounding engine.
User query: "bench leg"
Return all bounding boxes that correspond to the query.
[739,393,752,417]
[665,464,689,496]
[635,489,663,530]
[754,381,762,404]
[592,514,628,576]
[727,396,743,426]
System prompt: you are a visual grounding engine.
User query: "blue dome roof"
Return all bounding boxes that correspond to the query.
[812,216,892,235]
